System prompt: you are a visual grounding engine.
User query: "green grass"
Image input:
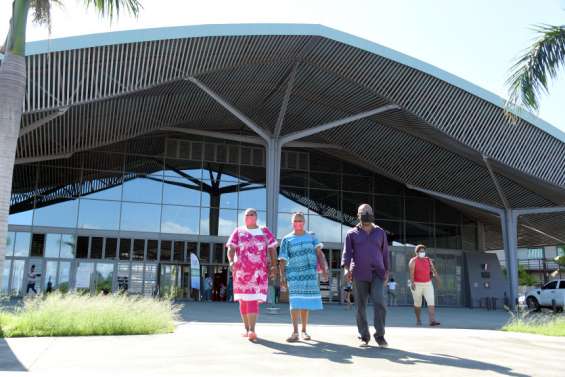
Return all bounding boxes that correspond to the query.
[0,293,180,337]
[503,314,565,336]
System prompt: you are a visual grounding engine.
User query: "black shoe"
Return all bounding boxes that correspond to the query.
[374,335,388,348]
[358,336,370,347]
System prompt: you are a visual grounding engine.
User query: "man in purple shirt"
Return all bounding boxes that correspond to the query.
[342,204,389,347]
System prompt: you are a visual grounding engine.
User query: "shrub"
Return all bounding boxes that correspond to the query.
[0,293,180,337]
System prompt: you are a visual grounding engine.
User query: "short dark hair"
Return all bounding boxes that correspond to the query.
[31,264,36,269]
[415,244,426,253]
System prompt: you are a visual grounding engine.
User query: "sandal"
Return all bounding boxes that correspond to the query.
[430,321,441,327]
[248,331,257,341]
[242,331,249,337]
[286,332,299,342]
[301,332,311,340]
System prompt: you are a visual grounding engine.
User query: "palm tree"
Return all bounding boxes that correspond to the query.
[506,24,565,114]
[0,0,142,287]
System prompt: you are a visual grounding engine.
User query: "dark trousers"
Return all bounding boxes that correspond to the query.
[26,283,37,294]
[353,272,386,339]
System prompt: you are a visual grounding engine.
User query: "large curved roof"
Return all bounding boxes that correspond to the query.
[9,23,565,248]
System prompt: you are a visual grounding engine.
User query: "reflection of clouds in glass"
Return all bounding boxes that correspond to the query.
[309,216,342,243]
[199,216,238,236]
[161,221,197,235]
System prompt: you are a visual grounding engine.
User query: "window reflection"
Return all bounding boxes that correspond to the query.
[58,261,71,293]
[219,209,238,237]
[44,261,57,290]
[45,234,61,258]
[277,213,294,239]
[78,199,121,230]
[120,203,161,232]
[60,235,75,258]
[95,263,114,294]
[279,189,309,213]
[161,205,199,235]
[122,176,162,204]
[11,260,25,296]
[14,233,31,257]
[162,177,201,206]
[308,215,342,243]
[8,210,33,226]
[6,232,15,256]
[2,260,11,293]
[33,199,78,228]
[238,186,266,210]
[80,171,123,200]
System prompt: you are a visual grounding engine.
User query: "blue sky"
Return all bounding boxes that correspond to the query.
[1,0,564,132]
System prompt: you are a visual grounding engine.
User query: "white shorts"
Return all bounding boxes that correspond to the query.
[411,281,435,307]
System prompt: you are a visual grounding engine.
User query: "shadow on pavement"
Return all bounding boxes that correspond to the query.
[255,338,527,377]
[0,338,27,372]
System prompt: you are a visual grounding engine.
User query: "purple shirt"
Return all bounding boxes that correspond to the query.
[341,225,389,282]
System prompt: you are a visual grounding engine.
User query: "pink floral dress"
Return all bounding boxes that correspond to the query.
[226,226,278,303]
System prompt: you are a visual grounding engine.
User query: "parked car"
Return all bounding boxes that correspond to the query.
[524,279,565,311]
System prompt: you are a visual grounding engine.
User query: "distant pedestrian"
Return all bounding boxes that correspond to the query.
[387,277,397,306]
[26,265,41,295]
[204,274,212,301]
[409,244,440,326]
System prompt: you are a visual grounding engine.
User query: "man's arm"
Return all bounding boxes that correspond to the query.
[382,231,390,280]
[341,233,353,282]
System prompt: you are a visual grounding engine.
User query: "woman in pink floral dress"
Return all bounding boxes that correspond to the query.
[226,208,278,341]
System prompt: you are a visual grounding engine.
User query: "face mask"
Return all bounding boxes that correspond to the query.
[245,215,257,227]
[359,214,374,223]
[418,252,426,258]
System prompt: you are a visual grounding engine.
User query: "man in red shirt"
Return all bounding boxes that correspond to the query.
[409,244,440,326]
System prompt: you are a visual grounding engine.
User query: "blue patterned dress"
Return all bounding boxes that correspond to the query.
[278,232,323,311]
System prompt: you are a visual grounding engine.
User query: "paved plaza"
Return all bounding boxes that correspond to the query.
[1,302,564,376]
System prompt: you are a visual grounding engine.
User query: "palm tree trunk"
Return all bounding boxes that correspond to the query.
[0,0,29,288]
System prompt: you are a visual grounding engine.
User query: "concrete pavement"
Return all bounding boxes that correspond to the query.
[1,302,564,377]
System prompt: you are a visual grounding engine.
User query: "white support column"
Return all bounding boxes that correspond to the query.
[501,210,519,309]
[266,139,282,235]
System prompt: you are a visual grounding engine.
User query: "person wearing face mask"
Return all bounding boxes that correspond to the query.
[226,208,278,341]
[341,204,390,347]
[278,212,328,342]
[409,244,440,326]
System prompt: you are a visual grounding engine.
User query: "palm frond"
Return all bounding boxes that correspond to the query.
[506,24,565,115]
[29,0,63,33]
[83,0,142,21]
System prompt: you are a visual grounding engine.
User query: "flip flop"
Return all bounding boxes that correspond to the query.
[248,331,257,341]
[301,332,311,341]
[430,321,441,326]
[286,333,299,342]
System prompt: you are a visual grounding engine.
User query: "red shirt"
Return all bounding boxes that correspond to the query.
[413,257,432,283]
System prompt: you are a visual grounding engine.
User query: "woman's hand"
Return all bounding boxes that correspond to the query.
[269,265,278,280]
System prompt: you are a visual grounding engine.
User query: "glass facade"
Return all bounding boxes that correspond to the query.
[4,135,477,305]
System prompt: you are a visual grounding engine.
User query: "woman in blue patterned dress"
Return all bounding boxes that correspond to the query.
[279,212,329,342]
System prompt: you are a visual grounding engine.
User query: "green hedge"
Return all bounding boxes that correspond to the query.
[0,293,180,337]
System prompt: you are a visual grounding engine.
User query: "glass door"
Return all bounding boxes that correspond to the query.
[94,262,115,294]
